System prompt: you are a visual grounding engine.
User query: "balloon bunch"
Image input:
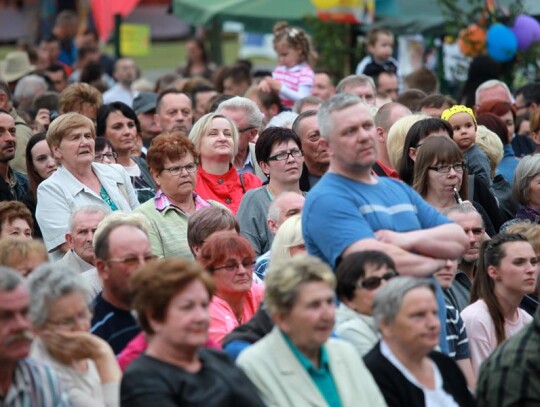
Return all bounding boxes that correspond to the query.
[487,15,540,62]
[458,14,540,62]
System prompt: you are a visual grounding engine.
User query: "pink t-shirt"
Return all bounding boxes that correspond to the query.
[209,283,265,344]
[461,299,532,375]
[272,62,314,108]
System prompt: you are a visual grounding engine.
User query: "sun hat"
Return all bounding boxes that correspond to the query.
[0,51,36,83]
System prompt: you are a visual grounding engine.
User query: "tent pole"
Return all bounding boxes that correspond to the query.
[209,18,223,65]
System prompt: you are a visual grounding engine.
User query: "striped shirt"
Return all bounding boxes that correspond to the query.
[476,308,540,406]
[0,358,70,407]
[444,301,469,360]
[272,63,314,108]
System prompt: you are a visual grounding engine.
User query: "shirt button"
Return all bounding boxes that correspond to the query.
[217,179,224,185]
[225,198,232,204]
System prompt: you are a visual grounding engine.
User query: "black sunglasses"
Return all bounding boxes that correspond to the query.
[357,270,398,290]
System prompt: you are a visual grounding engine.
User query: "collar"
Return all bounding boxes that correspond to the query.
[374,160,400,179]
[280,329,329,373]
[197,164,238,181]
[154,189,211,212]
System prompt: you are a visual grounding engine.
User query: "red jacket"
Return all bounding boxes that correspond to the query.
[195,165,262,214]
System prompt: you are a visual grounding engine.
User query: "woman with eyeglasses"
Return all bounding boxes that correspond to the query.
[413,135,497,235]
[335,251,397,357]
[461,233,538,377]
[94,137,118,164]
[28,264,121,406]
[237,127,305,257]
[97,102,156,204]
[199,231,264,344]
[134,133,225,259]
[121,258,264,406]
[188,112,262,214]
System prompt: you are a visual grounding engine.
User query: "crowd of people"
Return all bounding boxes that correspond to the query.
[1,10,540,406]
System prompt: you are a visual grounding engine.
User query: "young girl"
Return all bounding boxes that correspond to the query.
[441,104,493,190]
[258,22,317,109]
[461,233,538,376]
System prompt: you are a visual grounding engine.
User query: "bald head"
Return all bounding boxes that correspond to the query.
[267,192,305,234]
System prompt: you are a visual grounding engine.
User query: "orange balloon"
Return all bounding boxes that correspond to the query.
[458,24,487,57]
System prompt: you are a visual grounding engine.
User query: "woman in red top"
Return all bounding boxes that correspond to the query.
[188,112,261,213]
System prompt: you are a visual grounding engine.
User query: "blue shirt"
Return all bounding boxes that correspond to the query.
[281,330,342,407]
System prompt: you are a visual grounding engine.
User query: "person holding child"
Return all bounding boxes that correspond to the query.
[258,22,317,109]
[355,28,398,78]
[441,105,493,191]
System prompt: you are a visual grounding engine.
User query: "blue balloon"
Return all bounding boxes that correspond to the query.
[487,23,518,62]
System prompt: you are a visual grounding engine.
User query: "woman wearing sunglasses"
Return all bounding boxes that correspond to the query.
[199,231,264,344]
[335,251,397,357]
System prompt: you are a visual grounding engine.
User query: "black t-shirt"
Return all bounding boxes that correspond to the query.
[121,350,265,407]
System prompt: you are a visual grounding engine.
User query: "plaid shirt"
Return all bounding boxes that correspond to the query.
[476,307,540,406]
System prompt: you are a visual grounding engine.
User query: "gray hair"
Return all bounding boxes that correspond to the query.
[292,110,318,137]
[475,79,513,105]
[68,205,109,233]
[267,191,305,222]
[336,74,375,94]
[292,96,323,114]
[265,255,335,316]
[265,111,298,129]
[216,96,263,130]
[13,75,48,106]
[26,263,88,328]
[372,276,435,330]
[513,154,540,206]
[93,212,150,260]
[0,266,23,291]
[443,203,484,227]
[318,93,366,140]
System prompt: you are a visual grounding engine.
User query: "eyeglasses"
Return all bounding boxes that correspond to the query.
[357,270,398,290]
[463,227,484,236]
[213,260,256,273]
[237,126,257,134]
[107,254,158,268]
[268,149,304,162]
[428,163,466,173]
[46,308,92,329]
[162,162,198,175]
[95,152,118,162]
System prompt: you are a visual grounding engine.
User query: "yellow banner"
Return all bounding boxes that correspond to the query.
[120,24,150,57]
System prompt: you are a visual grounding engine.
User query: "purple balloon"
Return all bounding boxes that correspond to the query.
[513,14,540,51]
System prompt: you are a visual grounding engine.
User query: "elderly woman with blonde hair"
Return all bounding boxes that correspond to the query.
[237,255,386,406]
[188,112,261,214]
[36,112,139,259]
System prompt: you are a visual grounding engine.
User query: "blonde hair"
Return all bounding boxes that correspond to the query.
[0,238,48,276]
[269,214,304,266]
[475,125,503,178]
[386,113,428,169]
[505,220,540,254]
[265,255,335,316]
[188,112,239,164]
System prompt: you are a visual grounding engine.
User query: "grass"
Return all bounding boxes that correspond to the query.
[1,38,276,76]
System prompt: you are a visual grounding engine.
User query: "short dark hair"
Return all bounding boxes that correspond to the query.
[255,127,301,164]
[515,83,540,105]
[96,102,141,137]
[396,89,427,112]
[156,89,192,114]
[336,251,395,301]
[419,94,456,110]
[187,207,239,254]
